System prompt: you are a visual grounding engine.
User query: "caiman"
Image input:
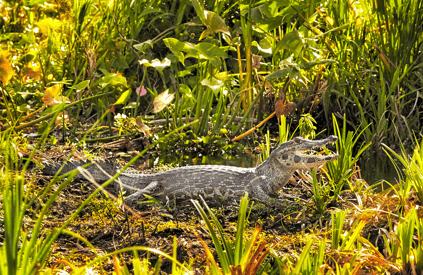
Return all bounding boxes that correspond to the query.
[42,136,338,205]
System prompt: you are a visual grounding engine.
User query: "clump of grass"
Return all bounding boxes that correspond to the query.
[383,136,423,208]
[325,114,371,195]
[191,193,270,274]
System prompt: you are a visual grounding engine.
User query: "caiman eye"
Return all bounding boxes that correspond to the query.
[293,137,302,143]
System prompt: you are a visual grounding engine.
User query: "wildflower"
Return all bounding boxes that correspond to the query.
[136,86,147,96]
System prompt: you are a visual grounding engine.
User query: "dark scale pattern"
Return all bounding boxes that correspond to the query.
[43,136,339,205]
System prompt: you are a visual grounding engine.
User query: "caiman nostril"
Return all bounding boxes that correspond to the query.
[307,157,316,163]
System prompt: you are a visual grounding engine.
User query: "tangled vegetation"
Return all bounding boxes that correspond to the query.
[0,0,423,273]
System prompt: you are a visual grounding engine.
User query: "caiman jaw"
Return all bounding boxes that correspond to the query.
[274,135,338,170]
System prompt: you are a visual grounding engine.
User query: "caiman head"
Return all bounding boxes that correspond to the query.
[268,135,338,171]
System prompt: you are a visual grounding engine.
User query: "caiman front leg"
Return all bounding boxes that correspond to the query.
[124,180,160,205]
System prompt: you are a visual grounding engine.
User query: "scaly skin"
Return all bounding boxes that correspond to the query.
[42,135,338,205]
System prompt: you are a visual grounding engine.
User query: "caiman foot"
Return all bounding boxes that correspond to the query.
[124,180,159,205]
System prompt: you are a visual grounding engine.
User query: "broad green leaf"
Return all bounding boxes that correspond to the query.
[23,0,45,7]
[192,43,227,68]
[266,68,289,80]
[165,39,226,68]
[114,89,132,105]
[300,59,337,70]
[176,69,191,77]
[214,71,230,82]
[19,32,36,45]
[251,6,284,32]
[163,38,196,65]
[279,30,303,55]
[258,37,272,54]
[278,4,309,19]
[199,11,230,40]
[71,80,90,90]
[201,77,224,95]
[133,40,153,53]
[251,3,310,32]
[19,51,37,64]
[92,73,127,89]
[17,104,30,113]
[267,62,304,82]
[114,56,129,69]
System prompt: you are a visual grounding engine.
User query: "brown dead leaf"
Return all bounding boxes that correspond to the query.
[275,100,296,119]
[153,89,174,113]
[278,89,286,103]
[109,104,115,115]
[136,116,150,137]
[0,50,14,84]
[42,85,71,106]
[252,54,262,69]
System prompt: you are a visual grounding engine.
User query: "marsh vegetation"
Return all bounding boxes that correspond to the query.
[0,0,422,273]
